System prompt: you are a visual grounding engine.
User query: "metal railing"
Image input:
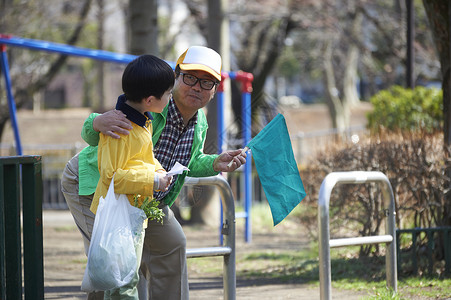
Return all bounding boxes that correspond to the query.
[397,227,451,276]
[318,171,397,300]
[184,175,236,300]
[0,155,44,299]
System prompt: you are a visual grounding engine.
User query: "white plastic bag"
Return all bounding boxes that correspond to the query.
[81,176,146,292]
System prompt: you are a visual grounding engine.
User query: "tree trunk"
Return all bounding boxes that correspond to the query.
[0,119,7,144]
[128,0,158,55]
[343,45,360,111]
[323,41,346,132]
[422,0,451,226]
[188,0,223,225]
[205,0,221,154]
[343,12,363,109]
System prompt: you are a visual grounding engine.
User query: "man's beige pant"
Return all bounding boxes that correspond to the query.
[61,153,189,299]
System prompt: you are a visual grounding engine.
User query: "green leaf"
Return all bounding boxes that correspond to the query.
[133,194,165,223]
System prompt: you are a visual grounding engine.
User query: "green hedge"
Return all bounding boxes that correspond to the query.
[367,85,443,133]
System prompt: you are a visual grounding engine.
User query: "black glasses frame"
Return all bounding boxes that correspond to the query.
[179,72,218,90]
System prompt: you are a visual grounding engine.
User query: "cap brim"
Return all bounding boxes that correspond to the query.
[179,64,221,81]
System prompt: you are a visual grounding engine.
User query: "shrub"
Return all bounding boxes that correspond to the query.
[367,86,442,133]
[298,131,449,262]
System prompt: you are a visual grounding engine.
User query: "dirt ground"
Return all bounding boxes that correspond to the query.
[42,210,369,300]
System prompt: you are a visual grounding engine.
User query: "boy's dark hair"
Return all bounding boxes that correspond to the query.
[122,55,174,102]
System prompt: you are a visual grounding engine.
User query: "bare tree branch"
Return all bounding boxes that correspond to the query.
[0,0,93,141]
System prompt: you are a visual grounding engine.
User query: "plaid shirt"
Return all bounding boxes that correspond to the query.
[153,98,197,200]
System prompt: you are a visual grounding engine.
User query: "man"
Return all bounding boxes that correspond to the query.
[61,46,246,299]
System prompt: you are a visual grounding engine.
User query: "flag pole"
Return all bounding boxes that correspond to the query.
[227,147,249,168]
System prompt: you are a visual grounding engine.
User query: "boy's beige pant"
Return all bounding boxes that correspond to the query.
[61,153,189,300]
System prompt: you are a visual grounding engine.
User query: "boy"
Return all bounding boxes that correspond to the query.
[92,54,174,298]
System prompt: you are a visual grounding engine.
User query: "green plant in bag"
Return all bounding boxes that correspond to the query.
[133,195,165,223]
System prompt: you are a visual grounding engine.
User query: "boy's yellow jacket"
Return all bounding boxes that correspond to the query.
[91,120,163,214]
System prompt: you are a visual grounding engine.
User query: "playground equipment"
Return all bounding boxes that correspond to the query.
[0,34,254,243]
[318,171,397,300]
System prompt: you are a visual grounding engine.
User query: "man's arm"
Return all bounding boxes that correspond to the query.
[81,110,133,146]
[81,113,101,146]
[187,149,246,177]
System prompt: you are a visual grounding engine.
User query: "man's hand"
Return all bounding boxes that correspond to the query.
[93,109,133,139]
[213,149,247,172]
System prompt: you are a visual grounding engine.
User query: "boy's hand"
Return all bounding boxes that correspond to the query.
[93,109,133,139]
[154,171,173,192]
[159,174,173,191]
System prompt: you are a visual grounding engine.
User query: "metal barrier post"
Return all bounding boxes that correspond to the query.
[318,171,397,300]
[184,175,236,300]
[0,156,44,299]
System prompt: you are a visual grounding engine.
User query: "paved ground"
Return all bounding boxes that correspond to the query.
[42,210,369,300]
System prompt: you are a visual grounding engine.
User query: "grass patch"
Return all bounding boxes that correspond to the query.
[71,257,87,264]
[238,250,319,283]
[396,277,451,299]
[187,256,223,275]
[361,288,400,300]
[234,249,451,299]
[234,245,451,299]
[240,202,275,231]
[54,225,77,232]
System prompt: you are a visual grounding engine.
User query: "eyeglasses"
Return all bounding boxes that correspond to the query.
[179,72,218,90]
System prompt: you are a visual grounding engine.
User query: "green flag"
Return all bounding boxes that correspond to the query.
[248,113,306,226]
